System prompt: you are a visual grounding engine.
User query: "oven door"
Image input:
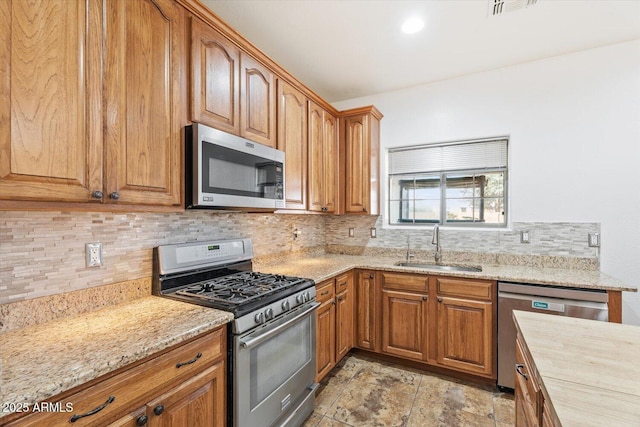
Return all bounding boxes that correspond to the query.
[234,301,319,427]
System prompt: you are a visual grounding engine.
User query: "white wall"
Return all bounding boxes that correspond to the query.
[333,40,640,325]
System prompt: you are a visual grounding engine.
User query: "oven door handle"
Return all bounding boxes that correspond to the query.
[239,302,320,351]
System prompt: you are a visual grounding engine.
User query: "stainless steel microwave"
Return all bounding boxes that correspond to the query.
[185,124,285,210]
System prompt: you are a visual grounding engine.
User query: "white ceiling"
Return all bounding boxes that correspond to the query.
[202,0,640,103]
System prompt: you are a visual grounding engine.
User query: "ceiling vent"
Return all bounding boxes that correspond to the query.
[491,0,538,16]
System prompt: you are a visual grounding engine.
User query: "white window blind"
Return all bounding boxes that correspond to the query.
[389,139,508,175]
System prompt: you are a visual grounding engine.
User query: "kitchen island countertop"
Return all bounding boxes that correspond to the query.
[0,296,233,419]
[514,311,640,425]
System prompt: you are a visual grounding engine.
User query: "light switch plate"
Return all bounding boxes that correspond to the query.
[520,230,530,244]
[588,233,600,247]
[370,228,377,238]
[348,228,355,237]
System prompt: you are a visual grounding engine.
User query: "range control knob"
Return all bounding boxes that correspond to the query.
[264,308,274,320]
[295,295,303,304]
[304,291,311,302]
[254,312,264,324]
[281,300,290,311]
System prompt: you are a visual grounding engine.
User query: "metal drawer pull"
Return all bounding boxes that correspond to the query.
[515,363,529,380]
[320,290,329,296]
[176,352,202,368]
[69,396,115,422]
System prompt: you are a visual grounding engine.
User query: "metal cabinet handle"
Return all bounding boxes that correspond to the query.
[109,191,120,200]
[339,281,347,287]
[437,297,443,303]
[337,296,343,301]
[362,207,367,212]
[91,190,103,199]
[516,363,529,380]
[176,352,202,368]
[422,296,428,301]
[368,274,374,279]
[69,396,115,422]
[136,415,148,426]
[154,405,164,416]
[320,290,329,296]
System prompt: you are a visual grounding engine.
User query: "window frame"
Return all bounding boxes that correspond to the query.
[387,138,508,228]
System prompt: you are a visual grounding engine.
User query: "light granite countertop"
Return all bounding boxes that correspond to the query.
[0,296,233,419]
[254,254,637,292]
[514,311,640,425]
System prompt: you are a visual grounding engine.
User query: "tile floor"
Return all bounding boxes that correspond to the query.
[303,353,515,427]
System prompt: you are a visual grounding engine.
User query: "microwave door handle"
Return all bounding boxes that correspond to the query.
[239,302,320,351]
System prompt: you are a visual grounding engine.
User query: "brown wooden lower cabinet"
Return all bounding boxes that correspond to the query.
[316,272,354,383]
[433,277,495,377]
[6,327,226,427]
[353,270,497,380]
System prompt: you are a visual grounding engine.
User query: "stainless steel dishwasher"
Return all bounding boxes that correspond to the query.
[497,281,608,389]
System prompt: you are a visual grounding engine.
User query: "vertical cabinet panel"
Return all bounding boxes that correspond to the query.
[240,54,276,148]
[315,293,336,382]
[308,102,338,213]
[104,0,183,205]
[277,80,307,209]
[335,273,354,362]
[345,116,368,213]
[356,270,378,351]
[0,0,102,202]
[190,18,239,134]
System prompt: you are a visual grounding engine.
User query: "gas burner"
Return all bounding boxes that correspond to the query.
[175,271,306,305]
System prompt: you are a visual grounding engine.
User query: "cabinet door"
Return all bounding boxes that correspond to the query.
[356,271,378,351]
[382,290,428,361]
[147,362,225,427]
[277,80,307,209]
[240,54,276,147]
[437,296,493,376]
[316,296,336,382]
[335,273,354,362]
[104,0,184,206]
[190,17,239,134]
[322,111,338,213]
[0,0,102,202]
[344,114,369,213]
[308,102,324,212]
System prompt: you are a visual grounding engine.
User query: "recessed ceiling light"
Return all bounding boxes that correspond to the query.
[401,16,424,34]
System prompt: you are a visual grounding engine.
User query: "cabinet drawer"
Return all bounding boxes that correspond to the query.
[11,328,225,426]
[516,336,540,421]
[335,272,351,291]
[316,279,335,304]
[381,272,428,293]
[435,278,494,300]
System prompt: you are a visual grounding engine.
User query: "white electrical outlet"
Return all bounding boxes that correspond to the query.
[86,243,103,267]
[588,233,600,248]
[520,230,530,244]
[348,228,355,237]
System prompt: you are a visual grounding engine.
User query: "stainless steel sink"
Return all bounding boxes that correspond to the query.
[394,262,482,272]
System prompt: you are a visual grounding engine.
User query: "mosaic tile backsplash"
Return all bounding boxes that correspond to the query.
[0,211,599,303]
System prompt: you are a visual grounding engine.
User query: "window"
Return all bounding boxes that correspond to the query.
[388,138,507,227]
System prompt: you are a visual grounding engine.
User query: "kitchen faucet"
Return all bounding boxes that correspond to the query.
[432,224,442,265]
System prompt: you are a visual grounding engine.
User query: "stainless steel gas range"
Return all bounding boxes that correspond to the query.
[152,238,318,427]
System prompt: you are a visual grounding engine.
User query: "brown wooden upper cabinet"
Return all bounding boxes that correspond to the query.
[308,102,338,213]
[190,17,240,135]
[190,18,276,148]
[277,80,308,210]
[341,106,383,215]
[0,0,184,207]
[240,54,277,148]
